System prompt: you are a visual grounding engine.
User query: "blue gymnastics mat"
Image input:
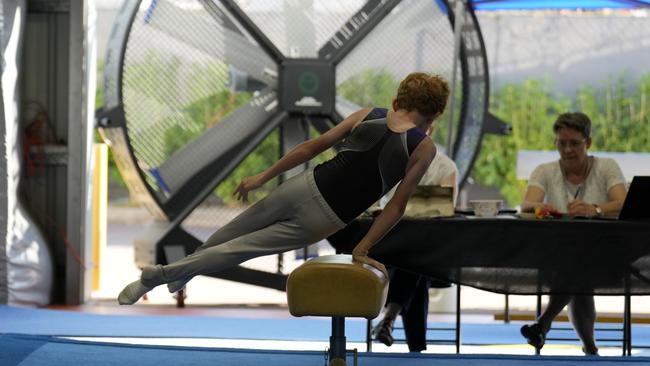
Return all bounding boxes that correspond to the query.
[1,305,649,347]
[4,333,650,366]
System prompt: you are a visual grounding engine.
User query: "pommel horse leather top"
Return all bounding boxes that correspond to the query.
[287,254,388,318]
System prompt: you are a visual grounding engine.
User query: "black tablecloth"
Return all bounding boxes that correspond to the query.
[327,216,650,295]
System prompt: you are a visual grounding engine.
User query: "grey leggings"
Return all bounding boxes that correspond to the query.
[156,168,346,284]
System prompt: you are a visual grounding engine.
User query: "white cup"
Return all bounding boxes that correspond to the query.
[469,200,503,217]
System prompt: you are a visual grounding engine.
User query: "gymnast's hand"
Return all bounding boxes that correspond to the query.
[234,173,265,202]
[352,249,388,277]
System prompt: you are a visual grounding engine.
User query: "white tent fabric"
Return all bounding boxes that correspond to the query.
[1,0,9,306]
[1,0,52,306]
[0,0,6,303]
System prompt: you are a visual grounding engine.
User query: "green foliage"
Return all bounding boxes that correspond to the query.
[96,59,105,111]
[432,85,463,150]
[159,88,261,205]
[103,53,649,211]
[101,49,279,203]
[124,51,184,105]
[337,69,399,108]
[94,59,129,190]
[473,73,650,206]
[162,90,251,159]
[215,130,279,205]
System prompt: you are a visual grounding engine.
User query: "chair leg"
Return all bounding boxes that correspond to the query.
[455,284,461,354]
[330,317,346,364]
[624,293,632,356]
[535,294,542,355]
[504,294,510,323]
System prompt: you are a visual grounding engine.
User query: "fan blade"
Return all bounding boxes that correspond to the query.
[164,110,287,219]
[279,116,310,180]
[155,88,278,195]
[307,116,335,135]
[144,0,277,87]
[318,0,401,64]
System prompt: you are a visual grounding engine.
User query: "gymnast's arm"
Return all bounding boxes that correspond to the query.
[351,139,436,275]
[234,108,371,201]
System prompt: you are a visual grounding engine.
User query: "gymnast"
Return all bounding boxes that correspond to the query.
[118,72,450,305]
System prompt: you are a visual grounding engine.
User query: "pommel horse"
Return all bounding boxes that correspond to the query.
[287,254,388,366]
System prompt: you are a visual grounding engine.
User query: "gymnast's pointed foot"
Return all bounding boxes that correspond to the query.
[140,264,166,287]
[167,278,191,293]
[118,280,153,305]
[118,265,165,305]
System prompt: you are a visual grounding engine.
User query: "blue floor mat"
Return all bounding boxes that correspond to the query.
[1,305,649,347]
[3,333,650,366]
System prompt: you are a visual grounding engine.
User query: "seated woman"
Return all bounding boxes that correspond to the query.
[519,112,627,355]
[372,139,458,352]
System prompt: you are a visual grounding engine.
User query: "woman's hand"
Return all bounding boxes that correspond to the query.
[567,199,597,217]
[233,173,266,202]
[352,248,388,277]
[539,203,558,213]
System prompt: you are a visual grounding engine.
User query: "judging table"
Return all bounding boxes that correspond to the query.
[327,215,650,355]
[328,215,650,296]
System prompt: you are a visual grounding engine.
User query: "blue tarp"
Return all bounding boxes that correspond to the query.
[471,0,650,11]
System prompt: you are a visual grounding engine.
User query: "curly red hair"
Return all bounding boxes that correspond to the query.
[394,72,450,116]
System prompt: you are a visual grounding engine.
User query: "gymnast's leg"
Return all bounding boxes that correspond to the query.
[118,222,307,305]
[165,182,294,293]
[118,182,292,304]
[118,170,344,305]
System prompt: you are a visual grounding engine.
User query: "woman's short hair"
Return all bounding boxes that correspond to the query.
[394,72,450,116]
[553,112,592,138]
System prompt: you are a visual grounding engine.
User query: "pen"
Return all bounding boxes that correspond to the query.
[573,185,582,200]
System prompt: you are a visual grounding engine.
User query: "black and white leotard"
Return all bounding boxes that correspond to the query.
[313,108,427,223]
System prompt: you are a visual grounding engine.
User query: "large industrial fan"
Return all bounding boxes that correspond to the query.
[97,0,502,294]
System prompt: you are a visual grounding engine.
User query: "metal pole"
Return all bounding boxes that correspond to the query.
[446,0,464,158]
[330,316,346,362]
[504,294,510,323]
